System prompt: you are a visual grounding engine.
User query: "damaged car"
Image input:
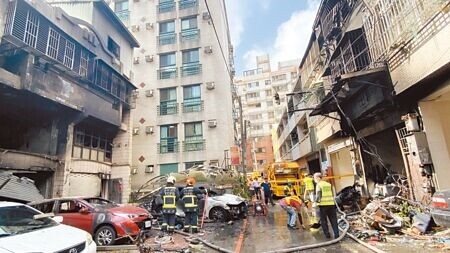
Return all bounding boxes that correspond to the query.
[29,197,152,246]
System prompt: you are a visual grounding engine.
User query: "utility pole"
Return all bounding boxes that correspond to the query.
[237,96,247,177]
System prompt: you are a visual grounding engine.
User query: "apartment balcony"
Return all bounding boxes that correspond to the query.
[180,29,200,42]
[157,101,178,115]
[183,136,205,152]
[157,1,175,13]
[182,99,204,113]
[158,67,178,79]
[115,10,130,26]
[157,140,179,154]
[179,0,199,17]
[158,33,177,46]
[180,63,202,77]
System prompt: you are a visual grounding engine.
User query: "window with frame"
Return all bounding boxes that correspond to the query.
[160,125,178,153]
[24,10,39,48]
[159,20,175,34]
[246,92,260,99]
[46,28,60,59]
[180,16,199,41]
[63,40,75,68]
[184,122,203,152]
[107,37,120,59]
[185,161,203,170]
[79,50,89,78]
[247,82,259,88]
[265,80,271,85]
[255,147,266,153]
[272,74,286,82]
[160,52,176,67]
[182,49,199,64]
[114,0,129,12]
[159,88,177,115]
[72,128,113,162]
[183,84,201,112]
[158,20,176,45]
[265,90,273,96]
[160,163,178,175]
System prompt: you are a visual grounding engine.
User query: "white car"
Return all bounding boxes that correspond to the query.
[0,202,96,253]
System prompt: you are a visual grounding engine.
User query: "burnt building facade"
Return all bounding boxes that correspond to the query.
[0,0,139,203]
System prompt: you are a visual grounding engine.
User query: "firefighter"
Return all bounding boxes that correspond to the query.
[313,172,339,239]
[180,178,206,233]
[160,175,180,234]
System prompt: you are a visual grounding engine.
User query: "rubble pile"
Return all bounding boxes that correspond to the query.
[346,195,450,251]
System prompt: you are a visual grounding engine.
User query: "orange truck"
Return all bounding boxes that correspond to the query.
[267,162,305,197]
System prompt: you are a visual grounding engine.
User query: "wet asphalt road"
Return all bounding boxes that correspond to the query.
[203,204,369,253]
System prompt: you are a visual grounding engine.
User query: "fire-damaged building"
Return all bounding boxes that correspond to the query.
[0,0,139,203]
[274,0,450,203]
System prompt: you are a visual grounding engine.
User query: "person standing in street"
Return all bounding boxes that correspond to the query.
[279,195,305,229]
[251,178,261,200]
[160,176,180,234]
[180,178,206,233]
[313,172,339,239]
[261,177,275,206]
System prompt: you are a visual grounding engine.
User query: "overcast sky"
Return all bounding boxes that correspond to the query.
[226,0,320,74]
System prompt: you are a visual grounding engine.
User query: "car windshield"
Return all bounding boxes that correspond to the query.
[84,198,119,208]
[0,205,58,237]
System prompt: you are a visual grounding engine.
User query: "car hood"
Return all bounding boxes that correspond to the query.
[209,194,245,205]
[0,224,87,253]
[108,206,150,216]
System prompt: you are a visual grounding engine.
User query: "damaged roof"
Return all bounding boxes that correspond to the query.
[0,173,44,203]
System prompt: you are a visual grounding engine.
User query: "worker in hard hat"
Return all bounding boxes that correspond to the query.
[284,180,294,197]
[313,172,339,239]
[159,175,180,234]
[279,195,305,229]
[180,178,206,233]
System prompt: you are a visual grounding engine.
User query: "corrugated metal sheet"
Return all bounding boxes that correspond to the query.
[0,173,44,202]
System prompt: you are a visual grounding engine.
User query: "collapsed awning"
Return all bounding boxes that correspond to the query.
[310,66,389,117]
[0,172,44,202]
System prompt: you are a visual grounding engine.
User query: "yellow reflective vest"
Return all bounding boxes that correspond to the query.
[162,186,177,209]
[317,181,335,206]
[304,177,314,191]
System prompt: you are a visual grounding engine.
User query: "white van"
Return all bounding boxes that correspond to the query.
[0,202,96,253]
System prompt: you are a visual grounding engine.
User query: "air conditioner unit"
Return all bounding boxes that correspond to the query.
[132,127,140,135]
[206,82,215,90]
[208,119,217,128]
[145,55,153,62]
[204,46,213,54]
[145,22,153,30]
[131,167,138,174]
[145,89,154,97]
[145,165,154,173]
[202,11,211,20]
[133,57,140,64]
[145,126,154,134]
[131,25,140,32]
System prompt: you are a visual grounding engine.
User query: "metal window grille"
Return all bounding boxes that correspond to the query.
[46,28,59,59]
[63,40,75,69]
[4,1,16,36]
[79,50,89,78]
[24,10,39,48]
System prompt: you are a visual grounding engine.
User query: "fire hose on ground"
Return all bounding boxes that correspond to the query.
[151,206,386,253]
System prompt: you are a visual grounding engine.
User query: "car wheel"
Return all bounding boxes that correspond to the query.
[209,207,230,222]
[95,225,116,246]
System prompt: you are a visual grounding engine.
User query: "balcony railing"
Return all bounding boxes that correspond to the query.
[157,101,178,115]
[158,33,177,45]
[180,29,200,42]
[182,99,203,113]
[183,136,205,152]
[180,63,202,76]
[158,139,179,153]
[158,67,178,79]
[157,1,175,13]
[115,10,130,24]
[179,0,198,10]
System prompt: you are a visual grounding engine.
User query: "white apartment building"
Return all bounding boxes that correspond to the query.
[110,0,234,191]
[234,55,299,170]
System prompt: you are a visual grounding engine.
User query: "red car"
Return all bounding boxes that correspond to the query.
[29,197,151,246]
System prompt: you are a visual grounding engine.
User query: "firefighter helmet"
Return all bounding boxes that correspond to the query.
[167,175,176,184]
[186,177,195,186]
